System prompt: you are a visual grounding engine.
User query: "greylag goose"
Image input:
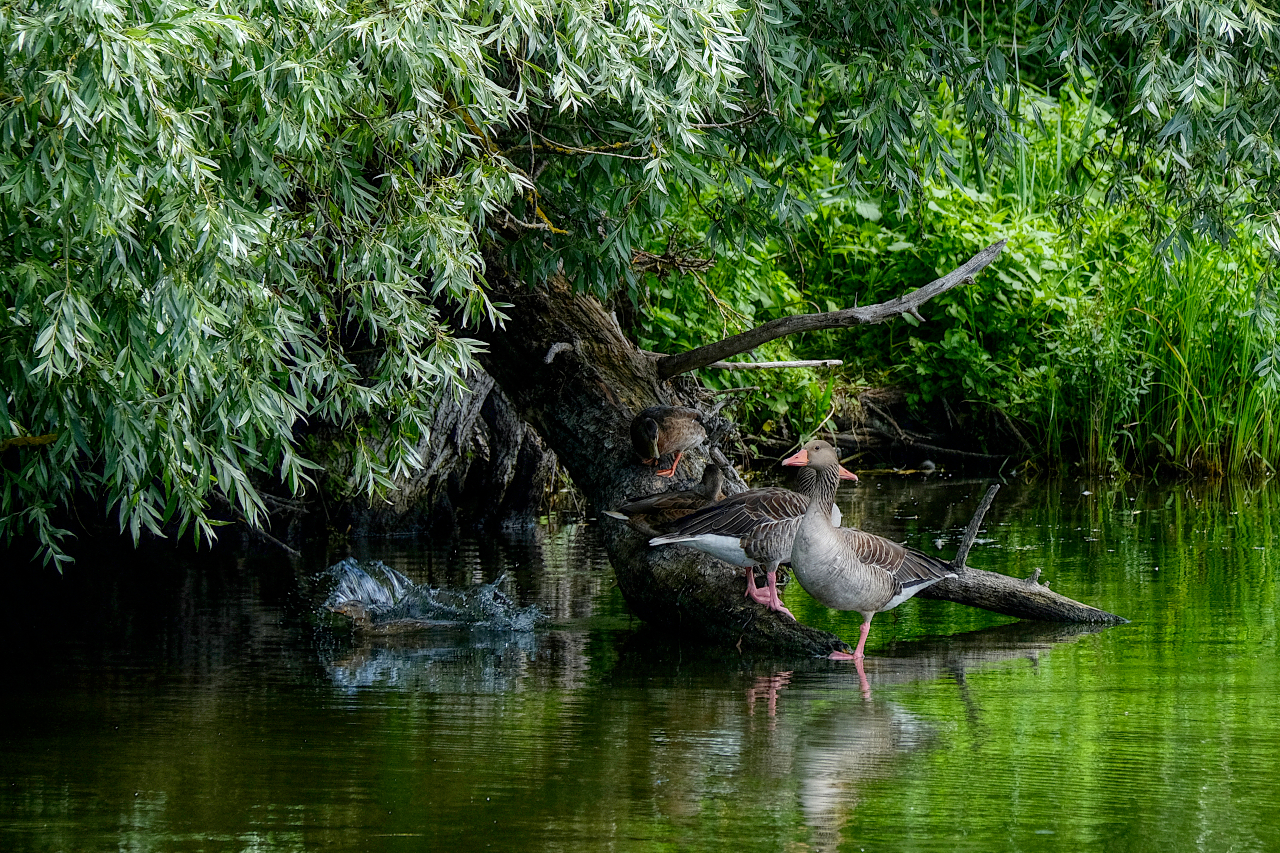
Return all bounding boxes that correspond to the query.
[648,464,854,619]
[631,405,705,477]
[783,439,955,661]
[603,464,726,536]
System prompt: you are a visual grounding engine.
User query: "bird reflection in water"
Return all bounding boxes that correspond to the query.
[797,693,932,852]
[736,622,1112,851]
[745,670,792,723]
[742,663,928,852]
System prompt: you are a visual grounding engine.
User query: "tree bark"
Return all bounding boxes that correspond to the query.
[314,373,558,537]
[470,274,850,654]
[470,252,1123,656]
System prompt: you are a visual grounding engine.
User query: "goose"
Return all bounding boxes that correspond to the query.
[603,464,726,537]
[648,464,854,619]
[631,405,706,477]
[783,439,955,661]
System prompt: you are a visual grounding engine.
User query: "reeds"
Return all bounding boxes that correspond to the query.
[1042,247,1278,475]
[948,77,1279,475]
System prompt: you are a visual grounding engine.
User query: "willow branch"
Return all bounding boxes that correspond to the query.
[655,240,1006,379]
[0,433,57,452]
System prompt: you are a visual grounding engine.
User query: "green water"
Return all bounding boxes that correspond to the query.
[3,477,1278,852]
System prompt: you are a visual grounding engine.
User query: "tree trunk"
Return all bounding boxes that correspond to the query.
[471,268,1124,656]
[313,374,558,538]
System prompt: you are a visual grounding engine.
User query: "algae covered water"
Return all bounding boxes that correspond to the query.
[2,476,1278,852]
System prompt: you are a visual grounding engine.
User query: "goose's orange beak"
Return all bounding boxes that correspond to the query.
[838,466,859,481]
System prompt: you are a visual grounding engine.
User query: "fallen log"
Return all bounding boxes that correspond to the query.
[913,483,1126,624]
[916,567,1126,624]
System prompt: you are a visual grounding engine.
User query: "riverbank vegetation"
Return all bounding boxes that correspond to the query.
[633,76,1279,477]
[4,0,1280,564]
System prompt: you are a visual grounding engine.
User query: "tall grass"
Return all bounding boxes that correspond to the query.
[1043,247,1278,475]
[1133,254,1278,474]
[845,78,1280,475]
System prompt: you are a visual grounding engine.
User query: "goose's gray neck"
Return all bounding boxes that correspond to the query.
[798,464,841,519]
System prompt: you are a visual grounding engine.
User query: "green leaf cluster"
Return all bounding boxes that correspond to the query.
[0,0,757,563]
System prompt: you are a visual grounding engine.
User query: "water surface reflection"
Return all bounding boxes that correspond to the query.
[2,477,1279,852]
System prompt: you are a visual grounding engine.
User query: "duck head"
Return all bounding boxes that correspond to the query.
[631,416,661,464]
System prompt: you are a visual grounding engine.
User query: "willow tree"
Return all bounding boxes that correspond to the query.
[2,0,1277,599]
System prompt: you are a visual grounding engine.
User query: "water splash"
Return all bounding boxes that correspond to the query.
[324,558,415,616]
[323,558,544,631]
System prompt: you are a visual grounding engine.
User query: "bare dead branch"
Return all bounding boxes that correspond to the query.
[919,566,1124,623]
[953,483,1000,571]
[706,359,843,370]
[496,207,557,233]
[655,240,1006,379]
[913,482,1125,624]
[529,130,650,160]
[631,248,716,276]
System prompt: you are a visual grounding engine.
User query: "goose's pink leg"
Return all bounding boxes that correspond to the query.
[829,617,873,661]
[762,568,795,620]
[744,568,771,604]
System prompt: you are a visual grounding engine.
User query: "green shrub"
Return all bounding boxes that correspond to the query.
[638,78,1280,475]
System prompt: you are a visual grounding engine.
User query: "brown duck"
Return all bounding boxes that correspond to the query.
[630,405,705,477]
[603,464,726,537]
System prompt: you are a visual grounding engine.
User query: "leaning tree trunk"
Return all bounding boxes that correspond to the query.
[471,266,1123,656]
[470,274,849,654]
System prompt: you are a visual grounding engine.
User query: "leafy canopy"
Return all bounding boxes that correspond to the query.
[4,0,1280,562]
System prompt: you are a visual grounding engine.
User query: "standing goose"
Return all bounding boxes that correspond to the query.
[603,464,726,537]
[630,406,706,477]
[783,439,955,661]
[648,464,855,619]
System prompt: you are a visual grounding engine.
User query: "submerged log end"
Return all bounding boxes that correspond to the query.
[920,564,1128,624]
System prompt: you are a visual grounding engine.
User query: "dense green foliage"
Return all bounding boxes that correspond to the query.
[637,70,1280,474]
[5,0,1280,561]
[0,0,766,562]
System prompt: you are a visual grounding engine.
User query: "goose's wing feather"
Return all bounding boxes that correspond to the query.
[743,515,802,564]
[835,528,955,593]
[661,488,806,539]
